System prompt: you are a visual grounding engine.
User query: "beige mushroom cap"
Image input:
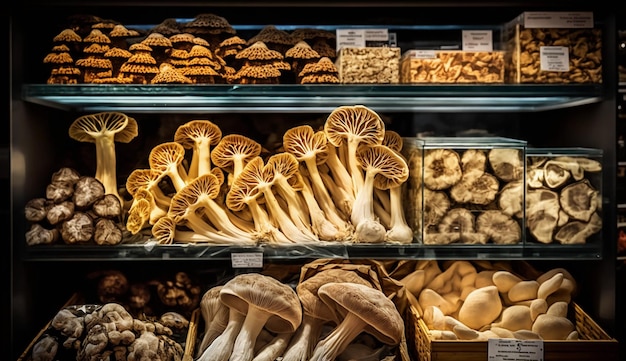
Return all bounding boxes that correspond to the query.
[318,282,404,345]
[220,273,302,333]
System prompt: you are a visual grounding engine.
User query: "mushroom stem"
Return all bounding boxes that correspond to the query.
[230,306,274,361]
[351,170,385,243]
[197,308,245,361]
[385,186,414,244]
[281,314,325,361]
[94,136,121,201]
[309,312,367,361]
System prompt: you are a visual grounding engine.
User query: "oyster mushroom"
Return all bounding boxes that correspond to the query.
[220,273,302,361]
[310,282,404,361]
[68,111,138,203]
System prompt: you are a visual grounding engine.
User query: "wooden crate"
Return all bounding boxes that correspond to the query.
[406,295,618,361]
[18,294,197,361]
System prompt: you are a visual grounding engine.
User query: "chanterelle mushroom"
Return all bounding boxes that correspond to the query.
[68,111,138,204]
[220,273,302,361]
[309,282,404,361]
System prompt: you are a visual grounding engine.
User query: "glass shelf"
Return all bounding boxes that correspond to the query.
[22,242,603,262]
[22,83,604,113]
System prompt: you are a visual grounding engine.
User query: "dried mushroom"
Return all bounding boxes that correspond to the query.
[422,149,463,191]
[559,180,599,222]
[141,32,172,63]
[488,148,524,182]
[151,63,193,84]
[526,189,561,244]
[26,223,59,246]
[247,25,296,54]
[285,41,321,80]
[25,198,51,223]
[476,210,521,244]
[61,211,94,244]
[94,218,123,245]
[554,212,602,244]
[182,13,235,49]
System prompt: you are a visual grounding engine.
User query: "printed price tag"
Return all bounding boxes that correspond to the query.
[336,28,389,50]
[406,50,437,59]
[336,29,366,50]
[231,252,264,268]
[462,30,493,51]
[523,12,594,28]
[540,46,569,72]
[488,339,544,361]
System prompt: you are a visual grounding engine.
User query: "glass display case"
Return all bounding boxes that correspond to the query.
[9,1,621,360]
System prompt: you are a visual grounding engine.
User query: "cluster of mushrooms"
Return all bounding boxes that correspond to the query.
[116,105,412,246]
[403,260,580,341]
[30,269,201,361]
[44,13,338,85]
[30,303,190,361]
[195,263,405,361]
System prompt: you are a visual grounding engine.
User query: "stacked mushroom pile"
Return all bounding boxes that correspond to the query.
[24,167,125,246]
[526,154,603,244]
[42,14,338,84]
[403,144,525,245]
[30,303,189,361]
[400,260,579,341]
[120,105,412,245]
[196,270,405,361]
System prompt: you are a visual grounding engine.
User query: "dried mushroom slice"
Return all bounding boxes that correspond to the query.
[61,212,94,244]
[526,189,560,244]
[559,180,599,222]
[450,172,499,205]
[423,188,451,227]
[543,160,574,188]
[422,149,462,191]
[25,198,51,223]
[488,148,523,182]
[554,156,602,173]
[527,166,545,189]
[498,180,524,218]
[437,207,475,243]
[554,212,602,244]
[94,218,123,245]
[476,210,521,244]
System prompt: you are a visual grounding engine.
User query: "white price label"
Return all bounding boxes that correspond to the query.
[523,12,594,29]
[488,339,544,361]
[406,50,437,59]
[540,46,570,72]
[231,252,264,268]
[336,29,366,50]
[462,30,493,51]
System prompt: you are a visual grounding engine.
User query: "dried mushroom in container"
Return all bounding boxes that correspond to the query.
[503,11,602,84]
[401,137,527,245]
[400,50,505,84]
[525,148,603,244]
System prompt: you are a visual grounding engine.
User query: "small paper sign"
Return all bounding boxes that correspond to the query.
[488,339,544,361]
[231,252,263,268]
[540,46,570,72]
[336,28,389,50]
[462,30,493,51]
[406,50,437,59]
[523,12,594,29]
